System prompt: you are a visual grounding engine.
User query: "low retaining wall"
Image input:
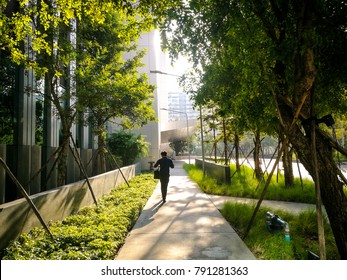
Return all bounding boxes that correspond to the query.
[0,144,115,203]
[195,159,231,184]
[0,163,141,250]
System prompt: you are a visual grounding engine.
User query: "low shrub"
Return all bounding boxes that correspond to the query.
[1,173,157,260]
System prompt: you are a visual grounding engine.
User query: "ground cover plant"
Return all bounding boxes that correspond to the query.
[184,163,316,204]
[184,163,340,259]
[0,173,157,260]
[221,203,339,260]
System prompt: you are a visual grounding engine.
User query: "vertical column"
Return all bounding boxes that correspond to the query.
[13,67,37,196]
[136,31,161,169]
[41,75,59,190]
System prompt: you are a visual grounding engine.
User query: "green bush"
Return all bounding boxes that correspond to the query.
[1,173,156,260]
[107,130,149,166]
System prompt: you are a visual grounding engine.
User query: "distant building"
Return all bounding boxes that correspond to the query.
[168,91,198,122]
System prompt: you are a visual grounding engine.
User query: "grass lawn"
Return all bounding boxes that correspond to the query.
[185,163,317,203]
[184,163,341,260]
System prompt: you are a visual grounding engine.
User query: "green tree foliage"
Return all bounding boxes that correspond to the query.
[0,0,178,183]
[107,130,149,166]
[160,0,347,258]
[166,1,278,175]
[0,0,180,69]
[0,55,15,144]
[169,138,187,156]
[75,7,156,172]
[1,0,116,185]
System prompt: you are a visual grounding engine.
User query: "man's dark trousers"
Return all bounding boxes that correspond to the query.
[160,176,170,202]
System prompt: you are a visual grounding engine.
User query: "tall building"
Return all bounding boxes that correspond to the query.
[107,30,198,167]
[167,91,198,122]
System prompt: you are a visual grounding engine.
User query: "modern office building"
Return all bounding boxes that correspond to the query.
[167,91,199,122]
[0,19,94,203]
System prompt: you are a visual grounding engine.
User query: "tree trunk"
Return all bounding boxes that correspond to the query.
[283,111,347,259]
[213,126,217,163]
[96,125,106,174]
[253,130,263,180]
[222,117,228,165]
[280,130,295,187]
[44,68,71,187]
[57,122,69,186]
[235,133,240,171]
[283,146,294,187]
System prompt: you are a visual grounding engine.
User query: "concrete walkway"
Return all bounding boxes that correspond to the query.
[115,160,256,260]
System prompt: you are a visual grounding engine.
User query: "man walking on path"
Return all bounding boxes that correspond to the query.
[116,160,256,260]
[154,151,174,203]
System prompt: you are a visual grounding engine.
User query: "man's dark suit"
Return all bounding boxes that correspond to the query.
[154,156,174,202]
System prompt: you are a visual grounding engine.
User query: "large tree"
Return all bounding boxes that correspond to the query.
[0,0,178,185]
[161,0,347,258]
[0,1,120,185]
[75,7,155,173]
[187,43,278,178]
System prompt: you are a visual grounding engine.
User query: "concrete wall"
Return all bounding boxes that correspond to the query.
[135,31,162,164]
[195,159,231,184]
[0,145,115,202]
[0,162,141,250]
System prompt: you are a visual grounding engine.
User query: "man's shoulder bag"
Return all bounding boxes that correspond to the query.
[154,169,160,179]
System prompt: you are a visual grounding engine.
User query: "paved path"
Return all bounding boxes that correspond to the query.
[115,160,256,260]
[115,160,319,260]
